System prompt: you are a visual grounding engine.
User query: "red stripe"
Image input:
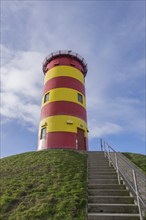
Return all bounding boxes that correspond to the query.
[43,76,85,96]
[38,132,87,150]
[45,56,85,76]
[40,101,87,122]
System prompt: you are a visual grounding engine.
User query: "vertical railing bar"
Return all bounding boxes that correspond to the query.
[100,138,103,151]
[132,169,143,220]
[104,141,106,158]
[108,145,111,167]
[115,152,121,185]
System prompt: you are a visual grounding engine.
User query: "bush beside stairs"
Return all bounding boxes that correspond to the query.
[87,151,140,220]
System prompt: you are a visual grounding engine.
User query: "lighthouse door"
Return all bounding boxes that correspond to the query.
[77,128,85,150]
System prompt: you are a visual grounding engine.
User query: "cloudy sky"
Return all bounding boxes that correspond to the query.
[1,0,145,157]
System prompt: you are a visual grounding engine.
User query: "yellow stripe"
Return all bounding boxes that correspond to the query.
[42,88,86,108]
[39,115,88,137]
[44,66,84,84]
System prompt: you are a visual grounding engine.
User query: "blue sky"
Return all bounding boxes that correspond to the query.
[1,1,145,157]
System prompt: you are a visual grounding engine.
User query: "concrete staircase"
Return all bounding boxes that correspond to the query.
[87,152,140,220]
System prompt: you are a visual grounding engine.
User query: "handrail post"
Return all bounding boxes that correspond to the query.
[115,152,120,185]
[100,138,103,151]
[108,145,111,167]
[104,141,106,158]
[132,169,143,220]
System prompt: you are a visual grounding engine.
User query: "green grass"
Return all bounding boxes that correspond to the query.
[123,152,146,175]
[0,149,87,220]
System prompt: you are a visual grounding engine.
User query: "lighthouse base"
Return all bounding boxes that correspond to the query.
[38,131,88,151]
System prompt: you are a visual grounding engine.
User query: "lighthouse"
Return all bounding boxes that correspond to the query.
[38,50,88,151]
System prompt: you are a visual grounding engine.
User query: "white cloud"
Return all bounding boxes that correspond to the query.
[87,93,145,139]
[89,121,123,138]
[1,45,45,131]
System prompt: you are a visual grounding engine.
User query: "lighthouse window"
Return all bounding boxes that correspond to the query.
[40,127,46,139]
[44,92,49,103]
[78,93,83,103]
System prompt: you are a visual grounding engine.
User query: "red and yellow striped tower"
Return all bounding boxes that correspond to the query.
[38,50,88,151]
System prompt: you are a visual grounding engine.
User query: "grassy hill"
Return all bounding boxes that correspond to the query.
[1,149,145,220]
[123,152,146,175]
[0,149,87,220]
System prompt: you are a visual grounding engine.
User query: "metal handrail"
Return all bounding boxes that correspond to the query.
[101,139,146,220]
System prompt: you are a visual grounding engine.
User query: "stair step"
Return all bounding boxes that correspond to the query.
[88,170,116,174]
[88,179,119,184]
[88,167,110,170]
[88,174,117,178]
[88,167,114,169]
[88,162,108,163]
[88,189,129,196]
[88,213,140,220]
[88,175,117,179]
[88,171,117,175]
[88,166,110,168]
[88,160,109,162]
[88,160,109,166]
[88,196,135,204]
[88,168,115,171]
[88,167,110,168]
[88,184,126,189]
[88,204,138,213]
[88,159,108,160]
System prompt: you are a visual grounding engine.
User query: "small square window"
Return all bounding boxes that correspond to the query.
[44,92,49,103]
[40,127,46,140]
[54,61,59,66]
[78,93,83,103]
[70,63,75,67]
